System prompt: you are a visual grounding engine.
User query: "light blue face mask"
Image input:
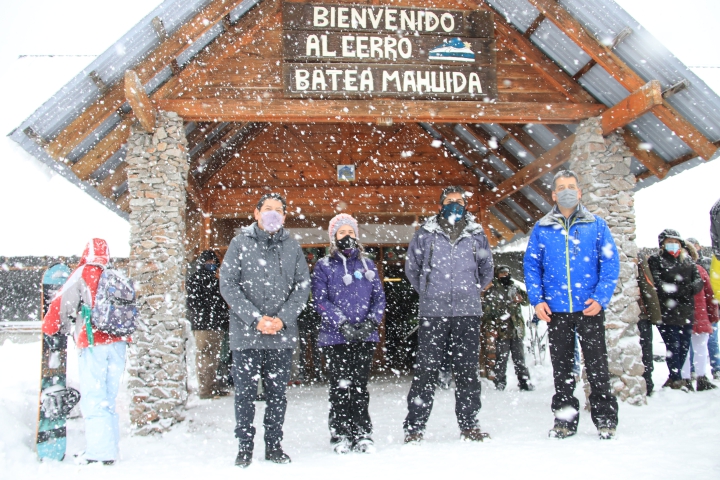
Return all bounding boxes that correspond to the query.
[665,243,680,254]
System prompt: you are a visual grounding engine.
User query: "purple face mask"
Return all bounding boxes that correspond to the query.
[260,210,284,233]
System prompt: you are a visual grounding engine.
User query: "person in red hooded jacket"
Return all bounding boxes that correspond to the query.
[681,244,720,391]
[42,239,129,465]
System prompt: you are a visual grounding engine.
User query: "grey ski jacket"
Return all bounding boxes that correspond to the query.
[220,224,310,350]
[405,214,494,318]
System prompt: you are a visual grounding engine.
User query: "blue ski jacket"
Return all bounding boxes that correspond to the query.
[523,205,619,313]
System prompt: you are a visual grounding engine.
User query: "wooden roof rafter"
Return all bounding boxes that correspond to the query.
[431,124,539,233]
[526,0,718,163]
[480,80,664,207]
[45,0,253,161]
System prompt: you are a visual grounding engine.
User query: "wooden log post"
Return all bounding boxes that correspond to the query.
[125,70,157,133]
[125,111,191,434]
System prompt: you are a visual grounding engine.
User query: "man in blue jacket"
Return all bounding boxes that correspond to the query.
[524,170,620,440]
[404,186,494,444]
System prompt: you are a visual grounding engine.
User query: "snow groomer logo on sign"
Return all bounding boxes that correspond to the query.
[282,2,498,100]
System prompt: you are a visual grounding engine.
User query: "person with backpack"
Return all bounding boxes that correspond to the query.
[403,186,494,444]
[220,193,310,468]
[311,213,385,454]
[42,238,132,465]
[187,250,230,399]
[647,229,703,390]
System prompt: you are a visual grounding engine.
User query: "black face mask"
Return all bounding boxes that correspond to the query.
[499,275,512,286]
[336,235,358,251]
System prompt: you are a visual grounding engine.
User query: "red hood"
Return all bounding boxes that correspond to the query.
[79,238,110,267]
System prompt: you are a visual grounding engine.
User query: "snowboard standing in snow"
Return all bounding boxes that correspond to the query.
[36,263,79,461]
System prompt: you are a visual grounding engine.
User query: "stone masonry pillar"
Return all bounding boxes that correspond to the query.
[569,117,646,405]
[125,111,190,434]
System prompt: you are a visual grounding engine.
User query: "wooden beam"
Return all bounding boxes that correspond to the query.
[479,81,663,206]
[526,0,718,160]
[620,130,669,180]
[186,173,206,213]
[493,13,595,104]
[601,80,662,134]
[195,123,267,186]
[206,186,476,217]
[485,209,516,241]
[116,191,130,213]
[463,124,554,205]
[124,71,156,133]
[44,0,249,160]
[71,118,133,181]
[155,99,605,124]
[95,162,129,198]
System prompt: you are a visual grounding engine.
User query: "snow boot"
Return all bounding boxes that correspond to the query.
[331,435,352,454]
[352,437,376,453]
[74,454,114,466]
[597,427,616,440]
[235,449,252,468]
[494,381,506,391]
[713,371,720,381]
[548,422,576,439]
[265,444,291,464]
[682,379,695,392]
[518,381,535,391]
[403,431,424,445]
[696,376,718,391]
[460,428,490,442]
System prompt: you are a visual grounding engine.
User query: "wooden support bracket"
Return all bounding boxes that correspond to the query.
[124,70,156,133]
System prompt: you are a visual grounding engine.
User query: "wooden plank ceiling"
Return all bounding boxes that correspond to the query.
[32,0,719,247]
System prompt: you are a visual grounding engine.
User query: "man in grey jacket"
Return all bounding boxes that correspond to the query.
[403,186,494,443]
[220,193,310,468]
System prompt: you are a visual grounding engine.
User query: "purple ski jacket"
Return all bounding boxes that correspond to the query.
[311,250,386,347]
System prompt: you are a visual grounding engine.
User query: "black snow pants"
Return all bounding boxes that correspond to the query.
[232,348,292,450]
[404,316,482,434]
[637,319,654,393]
[323,341,375,440]
[495,334,530,388]
[547,311,618,431]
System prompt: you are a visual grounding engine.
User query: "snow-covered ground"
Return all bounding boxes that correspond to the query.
[2,334,719,479]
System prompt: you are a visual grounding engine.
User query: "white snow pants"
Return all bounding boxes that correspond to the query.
[682,333,709,379]
[78,341,127,461]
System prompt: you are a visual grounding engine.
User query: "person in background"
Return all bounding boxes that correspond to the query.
[403,186,494,444]
[687,237,720,380]
[312,214,385,454]
[220,193,310,468]
[42,239,128,465]
[647,229,703,390]
[187,250,230,399]
[481,265,533,391]
[523,170,619,440]
[680,244,719,391]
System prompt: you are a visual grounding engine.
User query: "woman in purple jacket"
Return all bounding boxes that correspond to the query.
[312,213,386,455]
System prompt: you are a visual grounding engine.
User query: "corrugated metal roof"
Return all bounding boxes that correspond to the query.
[486,0,720,188]
[9,0,720,222]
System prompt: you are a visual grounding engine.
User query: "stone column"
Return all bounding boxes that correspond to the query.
[125,111,191,434]
[569,117,646,405]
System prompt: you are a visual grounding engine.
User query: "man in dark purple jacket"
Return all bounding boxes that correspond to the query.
[403,186,494,443]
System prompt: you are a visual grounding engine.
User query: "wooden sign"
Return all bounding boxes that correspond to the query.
[282,1,497,100]
[282,2,494,38]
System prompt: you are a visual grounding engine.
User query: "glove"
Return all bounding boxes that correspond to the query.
[340,323,359,342]
[354,320,377,341]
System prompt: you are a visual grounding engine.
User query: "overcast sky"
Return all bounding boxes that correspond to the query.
[0,0,718,257]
